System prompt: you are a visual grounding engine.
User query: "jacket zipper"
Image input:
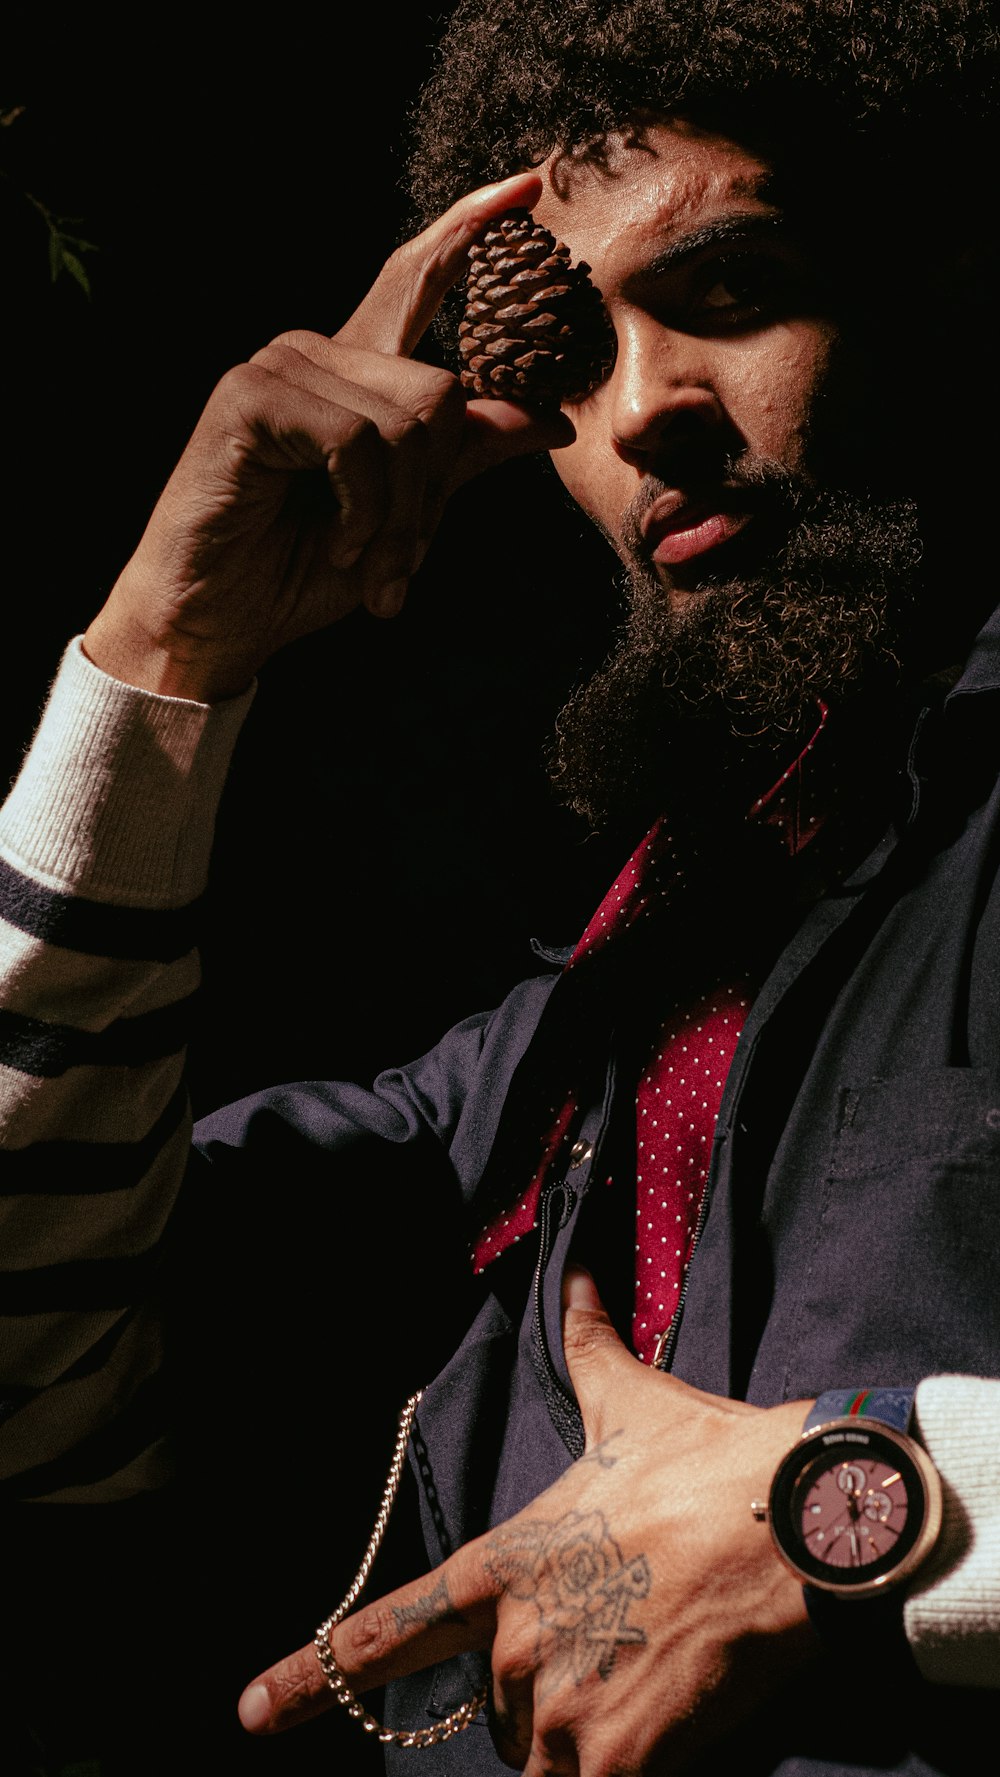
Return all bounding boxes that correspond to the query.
[651,1169,712,1371]
[532,1177,577,1400]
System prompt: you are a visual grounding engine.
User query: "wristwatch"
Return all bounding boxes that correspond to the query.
[753,1388,943,1602]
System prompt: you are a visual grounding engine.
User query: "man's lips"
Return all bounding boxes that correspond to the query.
[641,496,756,568]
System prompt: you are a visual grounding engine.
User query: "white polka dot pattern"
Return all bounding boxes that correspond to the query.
[632,979,751,1364]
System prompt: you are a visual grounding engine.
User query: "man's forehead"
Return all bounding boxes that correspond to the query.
[542,123,776,243]
[635,164,774,237]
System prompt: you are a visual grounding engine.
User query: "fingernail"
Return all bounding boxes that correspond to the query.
[238,1684,272,1732]
[546,413,577,445]
[562,1264,597,1310]
[485,171,542,199]
[369,579,408,618]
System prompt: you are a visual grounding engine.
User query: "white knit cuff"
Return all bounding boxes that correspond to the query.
[904,1374,1000,1687]
[0,639,255,908]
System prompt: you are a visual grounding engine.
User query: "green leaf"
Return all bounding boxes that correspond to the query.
[48,228,62,282]
[60,247,92,297]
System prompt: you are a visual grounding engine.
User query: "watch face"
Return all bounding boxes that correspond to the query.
[798,1453,908,1570]
[769,1422,939,1595]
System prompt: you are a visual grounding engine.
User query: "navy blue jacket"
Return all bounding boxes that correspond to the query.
[196,605,1000,1774]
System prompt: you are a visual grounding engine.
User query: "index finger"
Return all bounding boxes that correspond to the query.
[237,1540,499,1736]
[335,170,543,358]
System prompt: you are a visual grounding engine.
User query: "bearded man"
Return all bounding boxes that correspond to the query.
[1,4,998,1775]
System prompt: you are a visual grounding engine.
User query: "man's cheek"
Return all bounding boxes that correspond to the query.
[549,435,631,544]
[733,325,839,475]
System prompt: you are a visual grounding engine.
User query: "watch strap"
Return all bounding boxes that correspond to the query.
[805,1387,915,1435]
[801,1386,918,1657]
[805,1573,916,1657]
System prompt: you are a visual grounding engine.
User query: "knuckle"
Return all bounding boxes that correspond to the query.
[214,360,269,404]
[383,240,440,316]
[386,237,420,276]
[563,1311,614,1365]
[331,413,380,458]
[205,364,282,439]
[391,413,429,452]
[426,371,466,427]
[266,1648,322,1719]
[268,327,328,356]
[492,1626,536,1689]
[340,1600,397,1668]
[249,332,340,377]
[246,342,286,374]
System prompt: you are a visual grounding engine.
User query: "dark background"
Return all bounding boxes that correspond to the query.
[1,26,628,1776]
[2,27,626,1117]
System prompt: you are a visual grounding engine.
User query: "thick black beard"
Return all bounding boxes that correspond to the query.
[548,466,924,832]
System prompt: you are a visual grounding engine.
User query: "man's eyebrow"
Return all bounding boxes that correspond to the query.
[640,212,791,278]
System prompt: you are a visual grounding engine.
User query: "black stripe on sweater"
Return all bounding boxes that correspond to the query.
[0,856,201,962]
[0,1241,166,1313]
[57,1303,148,1385]
[0,992,200,1078]
[0,1386,39,1426]
[0,1081,189,1198]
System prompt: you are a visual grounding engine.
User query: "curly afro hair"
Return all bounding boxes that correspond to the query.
[407,0,998,224]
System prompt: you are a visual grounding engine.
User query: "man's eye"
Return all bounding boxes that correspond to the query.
[701,277,759,309]
[691,257,789,326]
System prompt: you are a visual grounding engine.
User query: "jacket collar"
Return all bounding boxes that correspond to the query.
[945,599,1000,703]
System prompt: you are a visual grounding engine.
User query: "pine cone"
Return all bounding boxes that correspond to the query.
[458,210,616,407]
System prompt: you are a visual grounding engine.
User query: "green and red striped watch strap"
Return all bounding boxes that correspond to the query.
[805,1387,915,1434]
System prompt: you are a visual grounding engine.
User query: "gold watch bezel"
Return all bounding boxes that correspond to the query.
[763,1416,943,1598]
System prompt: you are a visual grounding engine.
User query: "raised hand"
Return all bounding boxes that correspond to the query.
[83,171,573,703]
[238,1268,817,1774]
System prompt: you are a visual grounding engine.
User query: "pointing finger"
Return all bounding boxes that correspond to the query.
[336,170,543,358]
[238,1543,499,1736]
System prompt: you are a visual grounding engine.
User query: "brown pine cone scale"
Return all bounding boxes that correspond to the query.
[458,210,616,407]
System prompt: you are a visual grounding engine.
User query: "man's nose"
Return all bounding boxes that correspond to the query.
[606,314,739,472]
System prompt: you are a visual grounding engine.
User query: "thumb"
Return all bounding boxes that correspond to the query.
[562,1262,608,1320]
[561,1265,640,1435]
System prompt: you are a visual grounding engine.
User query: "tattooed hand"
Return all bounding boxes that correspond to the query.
[237,1268,816,1773]
[484,1508,652,1699]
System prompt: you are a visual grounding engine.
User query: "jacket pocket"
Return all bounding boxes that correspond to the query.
[777,1068,1000,1400]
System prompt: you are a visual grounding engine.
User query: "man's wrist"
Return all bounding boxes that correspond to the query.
[83,590,258,705]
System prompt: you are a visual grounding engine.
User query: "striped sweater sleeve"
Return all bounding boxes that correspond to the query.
[0,639,253,1501]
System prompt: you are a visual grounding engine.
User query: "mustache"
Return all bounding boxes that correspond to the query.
[616,455,811,570]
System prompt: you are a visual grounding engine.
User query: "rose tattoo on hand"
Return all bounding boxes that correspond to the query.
[484,1509,651,1697]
